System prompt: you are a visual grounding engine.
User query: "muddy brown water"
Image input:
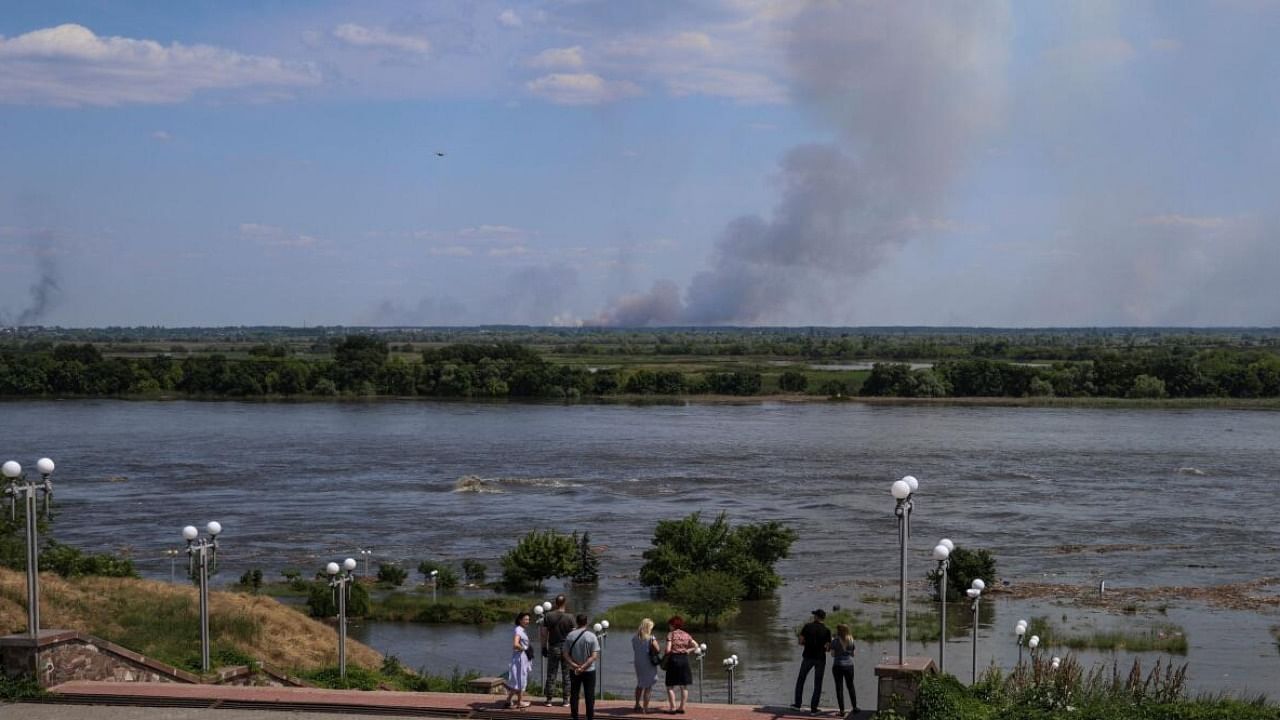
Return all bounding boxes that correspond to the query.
[3,400,1277,700]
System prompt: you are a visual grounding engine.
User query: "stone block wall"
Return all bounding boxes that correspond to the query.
[1,631,198,686]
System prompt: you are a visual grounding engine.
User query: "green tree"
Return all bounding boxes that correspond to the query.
[778,370,809,392]
[1128,374,1168,399]
[306,579,371,618]
[927,546,997,603]
[376,563,409,586]
[639,512,796,600]
[417,560,459,590]
[571,531,600,585]
[500,530,577,592]
[238,568,264,594]
[333,335,389,391]
[667,570,744,629]
[461,559,487,583]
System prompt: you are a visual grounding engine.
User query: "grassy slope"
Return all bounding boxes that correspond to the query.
[0,567,381,672]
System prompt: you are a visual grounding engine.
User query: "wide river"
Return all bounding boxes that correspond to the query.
[3,400,1278,701]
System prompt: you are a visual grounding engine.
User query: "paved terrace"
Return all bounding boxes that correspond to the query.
[13,682,875,720]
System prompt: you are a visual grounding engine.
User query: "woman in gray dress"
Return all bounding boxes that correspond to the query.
[631,618,660,712]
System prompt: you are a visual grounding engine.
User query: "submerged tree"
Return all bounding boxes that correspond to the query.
[571,531,600,585]
[500,529,577,592]
[639,512,796,600]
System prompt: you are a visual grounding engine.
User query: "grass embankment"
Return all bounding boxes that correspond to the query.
[1028,615,1188,654]
[0,567,381,672]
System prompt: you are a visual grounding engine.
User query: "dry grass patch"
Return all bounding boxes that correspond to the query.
[0,567,380,672]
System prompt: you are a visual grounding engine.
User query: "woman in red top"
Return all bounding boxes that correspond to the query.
[663,616,698,714]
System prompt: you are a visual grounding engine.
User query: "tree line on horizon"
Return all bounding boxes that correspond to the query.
[0,336,1279,399]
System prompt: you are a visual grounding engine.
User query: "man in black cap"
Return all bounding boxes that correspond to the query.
[791,608,831,714]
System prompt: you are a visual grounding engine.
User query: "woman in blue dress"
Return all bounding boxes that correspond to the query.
[505,612,533,708]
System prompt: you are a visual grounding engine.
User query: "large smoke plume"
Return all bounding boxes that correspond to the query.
[594,1,1010,325]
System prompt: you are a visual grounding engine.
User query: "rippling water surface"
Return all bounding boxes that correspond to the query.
[3,400,1278,700]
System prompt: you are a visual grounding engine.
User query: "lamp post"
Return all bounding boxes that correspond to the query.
[534,603,545,684]
[722,654,739,704]
[429,569,438,602]
[535,600,553,699]
[695,642,707,702]
[891,475,918,665]
[592,620,609,699]
[2,458,55,639]
[967,578,984,684]
[1027,634,1040,662]
[1014,619,1028,666]
[183,521,222,672]
[359,548,373,577]
[166,548,181,584]
[326,557,358,680]
[932,538,954,673]
[1050,656,1060,672]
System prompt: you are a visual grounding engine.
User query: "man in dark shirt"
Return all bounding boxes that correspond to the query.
[791,609,832,714]
[542,595,576,706]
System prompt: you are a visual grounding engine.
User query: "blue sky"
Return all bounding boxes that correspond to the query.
[2,1,1278,327]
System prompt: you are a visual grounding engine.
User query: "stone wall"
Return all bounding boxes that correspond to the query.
[874,656,938,715]
[1,631,198,686]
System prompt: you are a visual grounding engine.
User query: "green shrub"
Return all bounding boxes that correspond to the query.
[237,568,264,593]
[306,580,372,618]
[0,673,47,700]
[417,560,459,590]
[39,540,137,578]
[639,512,796,600]
[376,563,409,586]
[928,546,997,603]
[779,370,809,392]
[462,559,487,583]
[667,571,742,628]
[499,530,576,591]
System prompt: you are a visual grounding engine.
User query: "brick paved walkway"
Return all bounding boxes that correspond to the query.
[47,682,874,720]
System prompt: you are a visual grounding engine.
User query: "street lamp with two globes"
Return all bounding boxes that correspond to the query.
[932,538,955,673]
[967,578,985,684]
[891,475,918,665]
[2,457,55,638]
[326,557,358,679]
[182,520,222,672]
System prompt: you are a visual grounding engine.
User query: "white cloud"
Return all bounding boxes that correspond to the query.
[1140,214,1232,230]
[456,224,526,240]
[429,245,474,257]
[151,130,173,142]
[666,67,786,104]
[0,24,319,106]
[497,9,523,28]
[527,46,585,70]
[239,223,318,249]
[525,73,640,105]
[487,244,529,257]
[331,24,430,55]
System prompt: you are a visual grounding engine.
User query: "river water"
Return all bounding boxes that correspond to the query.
[2,400,1278,701]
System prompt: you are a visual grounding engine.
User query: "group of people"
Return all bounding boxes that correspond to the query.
[503,595,701,720]
[503,599,857,718]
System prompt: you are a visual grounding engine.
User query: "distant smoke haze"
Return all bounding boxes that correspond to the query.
[368,263,580,326]
[593,2,1011,326]
[1,227,61,326]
